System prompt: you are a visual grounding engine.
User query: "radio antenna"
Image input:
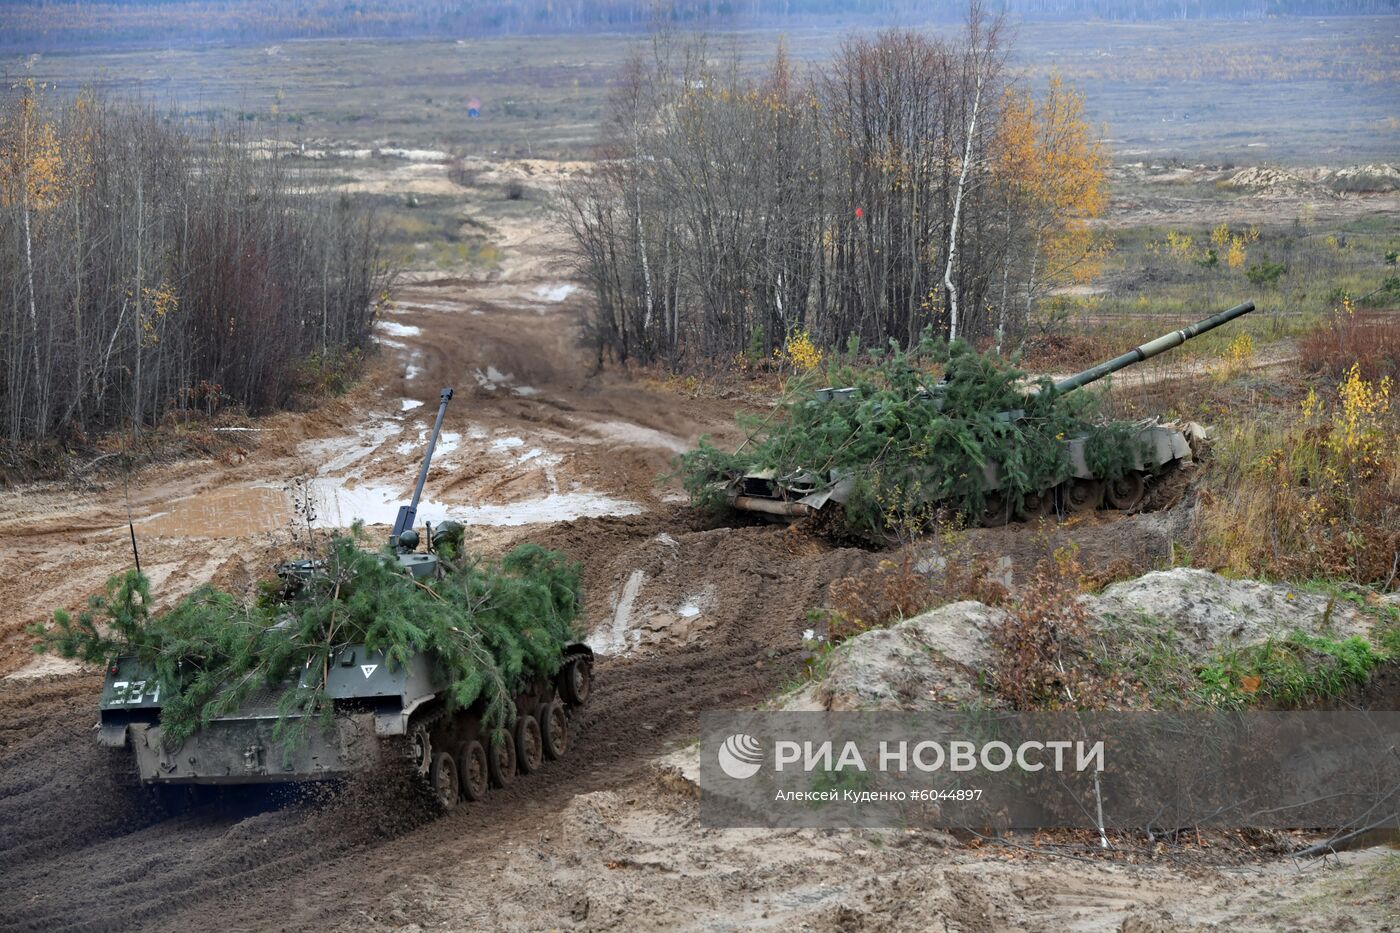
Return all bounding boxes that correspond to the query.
[123,452,142,575]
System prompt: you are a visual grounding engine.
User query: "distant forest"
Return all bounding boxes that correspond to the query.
[1,0,1396,49]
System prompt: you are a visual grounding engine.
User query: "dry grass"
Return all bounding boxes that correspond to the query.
[824,554,935,644]
[990,547,1127,710]
[820,544,1012,644]
[1194,364,1399,589]
[1299,304,1400,382]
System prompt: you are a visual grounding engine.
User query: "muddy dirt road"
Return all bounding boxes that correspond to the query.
[1,169,1391,931]
[0,182,881,930]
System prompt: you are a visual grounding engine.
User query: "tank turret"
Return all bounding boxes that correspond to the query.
[392,386,453,579]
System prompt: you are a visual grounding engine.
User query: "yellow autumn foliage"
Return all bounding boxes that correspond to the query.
[993,76,1109,291]
[0,80,68,211]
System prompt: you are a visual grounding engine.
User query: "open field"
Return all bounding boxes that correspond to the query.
[4,156,1398,930]
[7,17,1398,162]
[2,15,1399,932]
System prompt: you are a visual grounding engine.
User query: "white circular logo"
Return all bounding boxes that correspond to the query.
[717,733,763,780]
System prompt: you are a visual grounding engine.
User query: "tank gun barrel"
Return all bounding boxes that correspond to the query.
[391,387,454,543]
[1052,301,1255,394]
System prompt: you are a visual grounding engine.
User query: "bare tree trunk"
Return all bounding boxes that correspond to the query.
[132,170,143,439]
[1023,228,1043,344]
[21,195,43,429]
[943,67,983,344]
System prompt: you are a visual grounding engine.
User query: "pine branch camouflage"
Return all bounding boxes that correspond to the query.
[32,537,583,748]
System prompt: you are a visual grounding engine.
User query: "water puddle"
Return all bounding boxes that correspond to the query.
[300,420,403,475]
[395,427,459,458]
[142,485,291,537]
[590,570,645,655]
[140,481,640,537]
[534,283,578,303]
[304,482,639,529]
[587,575,716,657]
[435,431,462,456]
[376,320,422,338]
[301,147,448,162]
[677,585,715,621]
[379,147,449,161]
[392,300,463,313]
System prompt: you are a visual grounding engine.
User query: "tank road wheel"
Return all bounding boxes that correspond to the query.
[1105,472,1147,510]
[560,656,592,706]
[977,492,1012,528]
[1063,478,1104,513]
[1016,488,1056,522]
[540,700,569,761]
[516,713,544,774]
[407,722,433,777]
[487,728,517,788]
[430,751,460,810]
[459,741,490,802]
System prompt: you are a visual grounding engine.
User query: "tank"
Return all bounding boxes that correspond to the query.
[96,387,594,810]
[725,301,1256,528]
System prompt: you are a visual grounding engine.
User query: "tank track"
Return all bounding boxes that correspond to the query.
[975,458,1191,528]
[392,650,594,812]
[800,461,1187,546]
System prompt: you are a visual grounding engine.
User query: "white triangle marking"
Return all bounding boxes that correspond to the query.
[361,664,379,678]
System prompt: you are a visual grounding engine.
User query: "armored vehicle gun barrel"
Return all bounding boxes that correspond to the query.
[392,387,454,545]
[1052,300,1255,394]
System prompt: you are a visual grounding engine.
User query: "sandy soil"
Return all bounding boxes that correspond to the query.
[1103,162,1400,229]
[1,160,1394,932]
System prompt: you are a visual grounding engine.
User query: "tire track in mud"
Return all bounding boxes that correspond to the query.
[0,517,870,933]
[0,504,1194,930]
[0,641,795,932]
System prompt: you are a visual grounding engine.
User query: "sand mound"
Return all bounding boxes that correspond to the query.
[1222,165,1333,197]
[1323,163,1400,193]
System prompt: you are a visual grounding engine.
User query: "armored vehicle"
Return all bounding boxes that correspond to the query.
[97,388,594,810]
[725,301,1255,528]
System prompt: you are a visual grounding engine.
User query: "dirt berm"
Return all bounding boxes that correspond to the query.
[786,569,1388,712]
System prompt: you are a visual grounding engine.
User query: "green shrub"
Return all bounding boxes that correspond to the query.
[1245,259,1288,287]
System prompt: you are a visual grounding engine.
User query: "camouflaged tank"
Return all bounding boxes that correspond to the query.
[725,301,1255,527]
